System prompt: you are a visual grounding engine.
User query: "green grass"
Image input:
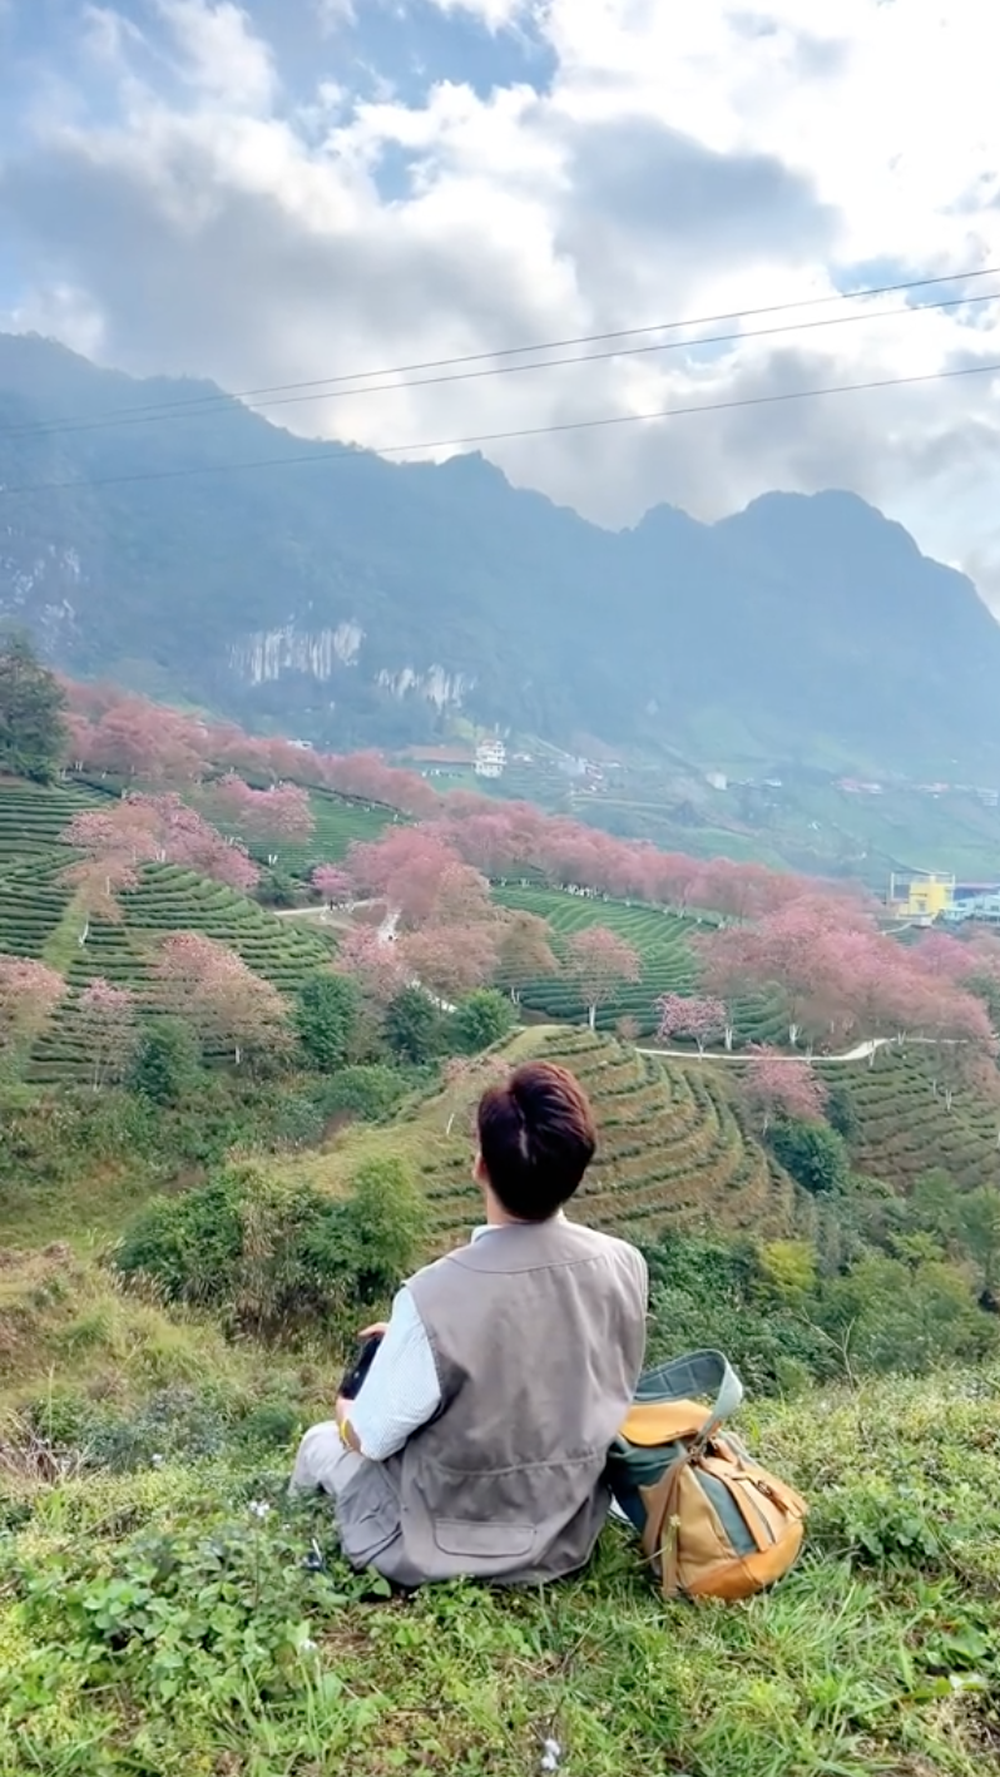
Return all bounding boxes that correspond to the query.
[1,1304,998,1775]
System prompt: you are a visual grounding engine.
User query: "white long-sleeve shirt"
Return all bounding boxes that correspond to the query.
[349,1221,567,1461]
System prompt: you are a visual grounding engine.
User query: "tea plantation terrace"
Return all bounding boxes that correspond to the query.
[494,883,787,1040]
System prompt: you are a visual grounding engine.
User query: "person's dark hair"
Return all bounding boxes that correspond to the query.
[476,1061,597,1222]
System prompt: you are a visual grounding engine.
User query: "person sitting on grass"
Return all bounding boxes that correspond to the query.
[290,1059,648,1588]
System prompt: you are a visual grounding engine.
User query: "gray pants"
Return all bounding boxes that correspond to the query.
[290,1422,405,1575]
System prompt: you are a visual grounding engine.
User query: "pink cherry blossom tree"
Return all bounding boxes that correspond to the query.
[564,927,642,1030]
[76,978,140,1089]
[494,910,559,1002]
[655,993,727,1055]
[911,931,976,982]
[699,894,871,1053]
[0,955,67,1056]
[209,774,315,849]
[399,922,500,1005]
[335,925,408,1005]
[154,933,288,1066]
[742,1045,828,1134]
[311,864,354,908]
[62,793,259,903]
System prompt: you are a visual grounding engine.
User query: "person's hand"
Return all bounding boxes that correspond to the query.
[360,1321,388,1339]
[335,1394,351,1426]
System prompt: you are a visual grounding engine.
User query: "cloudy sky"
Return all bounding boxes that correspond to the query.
[1,0,999,599]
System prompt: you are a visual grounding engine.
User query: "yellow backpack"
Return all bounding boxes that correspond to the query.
[606,1350,807,1601]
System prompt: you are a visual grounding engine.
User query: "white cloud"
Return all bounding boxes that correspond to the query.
[426,0,532,28]
[158,0,278,111]
[1,0,1000,599]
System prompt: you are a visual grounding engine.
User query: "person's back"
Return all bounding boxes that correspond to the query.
[291,1060,648,1586]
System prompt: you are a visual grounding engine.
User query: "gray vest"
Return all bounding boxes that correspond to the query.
[373,1217,647,1587]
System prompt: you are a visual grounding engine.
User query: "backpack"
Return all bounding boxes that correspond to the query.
[605,1349,807,1601]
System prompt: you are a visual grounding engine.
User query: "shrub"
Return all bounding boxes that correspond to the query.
[311,1064,409,1124]
[384,986,444,1064]
[452,988,516,1055]
[825,1080,860,1145]
[294,973,359,1073]
[642,1233,829,1396]
[113,1157,427,1339]
[256,867,301,908]
[332,1154,429,1305]
[770,1118,849,1195]
[816,1255,1000,1375]
[128,1019,203,1107]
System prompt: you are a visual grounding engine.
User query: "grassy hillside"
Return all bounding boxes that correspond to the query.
[1,1259,997,1777]
[0,777,103,863]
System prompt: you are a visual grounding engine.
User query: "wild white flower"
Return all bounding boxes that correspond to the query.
[151,1453,164,1468]
[540,1738,562,1772]
[248,1499,271,1521]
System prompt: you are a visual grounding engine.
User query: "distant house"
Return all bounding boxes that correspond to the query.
[887,870,956,923]
[706,771,728,791]
[838,778,883,795]
[474,738,507,779]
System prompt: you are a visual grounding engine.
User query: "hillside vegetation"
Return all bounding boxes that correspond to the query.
[0,1361,997,1775]
[268,1026,796,1252]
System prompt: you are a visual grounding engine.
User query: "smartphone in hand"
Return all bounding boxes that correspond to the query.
[338,1332,383,1401]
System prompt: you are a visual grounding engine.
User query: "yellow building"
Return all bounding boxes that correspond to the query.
[887,871,955,922]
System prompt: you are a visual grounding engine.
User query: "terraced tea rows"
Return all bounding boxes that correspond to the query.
[0,779,100,863]
[27,865,335,1084]
[410,1028,795,1248]
[215,788,395,871]
[819,1047,1000,1195]
[0,858,70,957]
[492,884,786,1042]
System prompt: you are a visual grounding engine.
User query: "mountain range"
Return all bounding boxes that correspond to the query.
[1,329,998,779]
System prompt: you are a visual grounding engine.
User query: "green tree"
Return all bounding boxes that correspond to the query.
[825,1080,860,1145]
[956,1186,1000,1293]
[384,985,443,1064]
[128,1018,202,1107]
[453,987,516,1055]
[334,1154,429,1307]
[0,630,67,783]
[294,972,359,1072]
[908,1168,959,1241]
[770,1119,849,1196]
[256,867,300,909]
[817,1255,998,1374]
[312,1064,409,1123]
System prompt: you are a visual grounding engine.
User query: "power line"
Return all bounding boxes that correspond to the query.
[2,357,997,501]
[4,287,997,448]
[2,263,996,444]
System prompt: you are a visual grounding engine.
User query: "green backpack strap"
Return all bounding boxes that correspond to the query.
[633,1349,743,1447]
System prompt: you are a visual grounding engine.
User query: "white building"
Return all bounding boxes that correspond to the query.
[474,738,507,779]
